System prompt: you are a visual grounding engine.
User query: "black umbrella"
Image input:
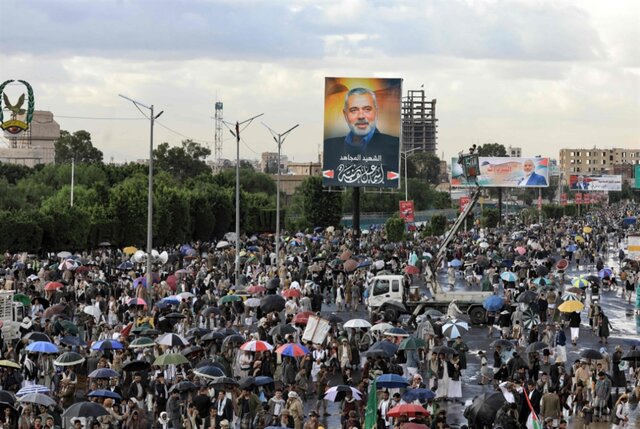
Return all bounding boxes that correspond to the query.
[169,381,198,393]
[367,340,398,358]
[516,290,538,304]
[491,339,515,349]
[24,332,52,343]
[186,327,211,339]
[432,345,458,356]
[325,313,343,324]
[268,324,297,337]
[525,341,549,353]
[194,365,226,379]
[0,391,15,405]
[464,392,506,427]
[164,312,186,320]
[181,346,205,357]
[260,295,286,313]
[222,335,245,347]
[266,278,280,290]
[201,332,225,342]
[202,307,221,317]
[362,349,388,358]
[217,328,240,336]
[122,360,151,372]
[580,349,604,360]
[239,376,256,390]
[63,402,108,427]
[536,266,549,277]
[211,376,239,388]
[622,350,640,361]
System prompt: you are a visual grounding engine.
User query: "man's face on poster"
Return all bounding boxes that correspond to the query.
[523,160,535,175]
[343,92,377,137]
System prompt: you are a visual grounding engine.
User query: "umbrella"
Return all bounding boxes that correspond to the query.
[129,337,155,349]
[16,385,50,396]
[60,336,87,347]
[24,332,52,343]
[387,404,430,418]
[500,271,517,283]
[117,261,134,271]
[566,244,578,252]
[91,339,124,351]
[260,295,286,313]
[247,285,267,295]
[565,287,584,294]
[449,259,463,268]
[376,374,410,388]
[18,393,56,407]
[240,340,274,352]
[83,306,101,319]
[44,281,64,291]
[255,376,274,386]
[404,265,420,275]
[464,392,506,427]
[525,341,549,353]
[384,327,410,337]
[0,360,20,369]
[324,385,362,402]
[244,298,261,308]
[402,388,436,402]
[598,268,613,278]
[186,327,211,339]
[127,297,147,307]
[532,277,547,286]
[44,304,66,318]
[442,319,469,339]
[0,391,15,406]
[583,226,593,234]
[57,320,78,335]
[62,402,109,427]
[292,311,315,325]
[54,352,85,367]
[88,389,123,400]
[343,319,372,329]
[623,339,640,347]
[515,246,527,255]
[170,381,198,392]
[216,240,230,249]
[572,276,590,288]
[343,259,358,272]
[535,266,550,277]
[482,295,504,311]
[268,324,297,337]
[181,346,204,357]
[399,336,427,350]
[222,335,246,348]
[366,340,398,358]
[491,339,515,349]
[561,293,581,302]
[558,300,584,313]
[522,309,540,329]
[432,345,457,356]
[580,349,604,360]
[89,368,120,379]
[622,350,640,361]
[156,333,190,347]
[423,309,445,319]
[13,294,31,307]
[238,376,256,390]
[164,312,186,320]
[219,295,242,304]
[516,290,538,304]
[26,341,59,354]
[281,289,302,299]
[194,365,226,379]
[370,323,395,332]
[210,376,239,388]
[276,343,309,357]
[154,353,189,366]
[122,360,151,372]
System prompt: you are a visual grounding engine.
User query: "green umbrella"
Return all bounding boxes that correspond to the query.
[398,336,427,350]
[13,294,31,307]
[131,323,153,334]
[129,337,155,349]
[58,320,78,335]
[154,353,189,366]
[219,295,242,304]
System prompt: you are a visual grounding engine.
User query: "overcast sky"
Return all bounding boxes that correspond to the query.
[1,0,638,164]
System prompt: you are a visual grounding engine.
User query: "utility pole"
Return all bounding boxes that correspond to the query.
[70,157,75,207]
[262,122,299,273]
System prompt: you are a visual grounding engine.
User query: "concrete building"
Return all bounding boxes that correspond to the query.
[507,145,522,157]
[287,161,321,176]
[559,147,640,175]
[0,110,60,166]
[260,151,288,174]
[401,89,438,153]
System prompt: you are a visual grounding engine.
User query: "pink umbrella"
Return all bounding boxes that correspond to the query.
[127,298,147,308]
[166,275,178,291]
[515,246,527,256]
[404,265,420,275]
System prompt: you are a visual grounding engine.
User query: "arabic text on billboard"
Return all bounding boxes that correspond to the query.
[451,157,549,188]
[322,77,402,188]
[399,200,415,223]
[568,174,622,192]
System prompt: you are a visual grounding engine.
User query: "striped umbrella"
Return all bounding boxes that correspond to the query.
[442,319,469,339]
[571,276,589,288]
[276,343,309,357]
[500,271,517,283]
[16,385,50,397]
[561,293,581,302]
[240,340,274,352]
[522,309,540,329]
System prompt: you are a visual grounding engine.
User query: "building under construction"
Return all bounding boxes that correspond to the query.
[402,89,438,153]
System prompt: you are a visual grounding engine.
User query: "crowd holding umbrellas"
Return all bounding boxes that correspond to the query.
[0,202,636,429]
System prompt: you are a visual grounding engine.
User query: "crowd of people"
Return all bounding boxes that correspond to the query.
[0,202,636,429]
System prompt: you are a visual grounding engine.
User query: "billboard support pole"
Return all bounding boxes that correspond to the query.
[498,188,503,226]
[353,187,361,246]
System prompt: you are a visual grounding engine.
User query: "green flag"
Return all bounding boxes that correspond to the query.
[364,378,378,429]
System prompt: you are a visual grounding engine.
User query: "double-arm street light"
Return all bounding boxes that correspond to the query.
[119,94,163,299]
[262,122,299,272]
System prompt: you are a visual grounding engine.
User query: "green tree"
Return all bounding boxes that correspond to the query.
[385,214,406,242]
[482,208,500,228]
[54,130,104,164]
[477,143,507,157]
[153,140,211,181]
[0,163,32,184]
[410,152,441,185]
[109,175,148,246]
[430,214,447,236]
[291,176,342,229]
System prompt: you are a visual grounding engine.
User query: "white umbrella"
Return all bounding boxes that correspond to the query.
[155,333,189,347]
[216,241,230,249]
[370,323,394,332]
[244,298,261,308]
[83,306,102,319]
[343,319,372,329]
[442,319,469,339]
[374,260,385,270]
[56,251,72,259]
[178,292,194,300]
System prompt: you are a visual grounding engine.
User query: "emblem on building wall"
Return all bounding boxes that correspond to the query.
[0,80,35,134]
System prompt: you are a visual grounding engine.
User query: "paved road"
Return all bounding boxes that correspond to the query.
[310,238,639,428]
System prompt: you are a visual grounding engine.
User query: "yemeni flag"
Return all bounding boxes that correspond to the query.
[364,378,378,429]
[523,387,541,429]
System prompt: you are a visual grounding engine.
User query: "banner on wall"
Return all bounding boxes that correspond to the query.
[452,157,549,188]
[568,174,622,191]
[399,200,415,223]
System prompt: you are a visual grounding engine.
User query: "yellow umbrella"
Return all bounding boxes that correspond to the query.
[0,360,21,369]
[559,300,584,313]
[583,226,592,234]
[123,246,138,255]
[574,236,585,243]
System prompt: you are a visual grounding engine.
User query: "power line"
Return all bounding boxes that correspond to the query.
[56,115,146,121]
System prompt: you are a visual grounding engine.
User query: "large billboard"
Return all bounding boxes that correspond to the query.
[568,174,622,191]
[635,165,640,189]
[451,157,549,188]
[322,77,401,188]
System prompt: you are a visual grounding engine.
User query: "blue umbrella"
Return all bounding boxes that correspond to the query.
[160,297,180,306]
[89,368,120,379]
[402,388,436,402]
[598,268,613,278]
[26,341,59,354]
[88,389,123,400]
[366,340,398,358]
[500,271,517,283]
[91,339,124,351]
[116,261,133,271]
[482,295,504,312]
[255,376,274,386]
[357,260,372,269]
[623,217,637,225]
[16,385,50,396]
[566,244,578,252]
[60,336,87,347]
[376,374,410,388]
[501,259,514,268]
[449,259,463,268]
[179,244,192,255]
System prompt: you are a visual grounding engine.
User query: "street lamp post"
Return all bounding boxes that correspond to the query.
[402,147,420,201]
[262,122,299,272]
[119,94,163,303]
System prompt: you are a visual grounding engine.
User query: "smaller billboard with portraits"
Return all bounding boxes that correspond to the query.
[568,174,622,192]
[452,157,549,188]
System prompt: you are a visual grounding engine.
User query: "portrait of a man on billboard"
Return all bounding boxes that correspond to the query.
[322,77,401,188]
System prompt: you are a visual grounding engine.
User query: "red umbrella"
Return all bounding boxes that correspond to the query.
[340,250,352,261]
[44,282,64,291]
[404,265,420,275]
[75,266,92,274]
[166,275,178,291]
[44,304,66,318]
[387,404,430,418]
[556,259,568,270]
[343,259,358,272]
[401,424,428,429]
[282,289,302,299]
[247,285,266,295]
[292,311,315,325]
